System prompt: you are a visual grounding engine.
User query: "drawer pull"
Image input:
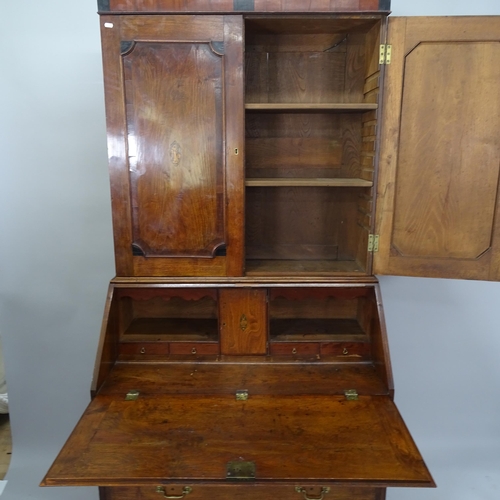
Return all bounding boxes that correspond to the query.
[295,487,330,500]
[156,486,192,499]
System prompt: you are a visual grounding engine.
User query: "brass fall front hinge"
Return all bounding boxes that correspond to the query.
[379,44,392,64]
[368,234,380,252]
[344,389,359,401]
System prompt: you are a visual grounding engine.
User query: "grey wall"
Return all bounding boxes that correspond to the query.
[0,0,499,499]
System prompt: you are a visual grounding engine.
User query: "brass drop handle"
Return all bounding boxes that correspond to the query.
[295,487,330,500]
[156,486,192,499]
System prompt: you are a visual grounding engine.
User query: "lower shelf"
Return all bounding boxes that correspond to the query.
[246,260,365,276]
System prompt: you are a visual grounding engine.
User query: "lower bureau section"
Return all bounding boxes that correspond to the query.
[100,486,386,500]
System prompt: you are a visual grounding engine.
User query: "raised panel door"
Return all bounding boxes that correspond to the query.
[375,17,500,280]
[101,15,244,277]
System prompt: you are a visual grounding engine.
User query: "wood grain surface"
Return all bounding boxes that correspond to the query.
[101,485,386,500]
[42,393,432,487]
[375,17,500,280]
[220,289,268,354]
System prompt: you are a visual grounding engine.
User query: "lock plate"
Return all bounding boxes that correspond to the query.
[226,461,256,481]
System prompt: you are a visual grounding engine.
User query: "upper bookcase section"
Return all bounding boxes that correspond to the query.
[97,0,391,14]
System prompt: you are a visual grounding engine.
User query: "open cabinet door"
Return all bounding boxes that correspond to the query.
[374,17,500,280]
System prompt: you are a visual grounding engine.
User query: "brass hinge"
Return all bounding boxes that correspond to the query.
[379,44,392,65]
[344,389,359,401]
[368,234,380,252]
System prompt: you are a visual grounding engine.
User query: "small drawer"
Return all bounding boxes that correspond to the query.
[270,342,320,356]
[320,342,370,358]
[169,343,219,355]
[119,342,170,356]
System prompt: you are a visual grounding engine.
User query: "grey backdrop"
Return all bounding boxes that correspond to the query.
[0,0,499,498]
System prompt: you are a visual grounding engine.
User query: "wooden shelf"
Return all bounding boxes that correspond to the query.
[246,259,365,276]
[245,103,378,112]
[270,319,367,341]
[246,178,373,188]
[123,318,218,341]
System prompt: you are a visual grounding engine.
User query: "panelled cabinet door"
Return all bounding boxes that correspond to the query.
[375,17,500,281]
[101,15,244,277]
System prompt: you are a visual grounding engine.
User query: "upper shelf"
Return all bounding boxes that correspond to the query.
[245,103,378,113]
[246,178,374,188]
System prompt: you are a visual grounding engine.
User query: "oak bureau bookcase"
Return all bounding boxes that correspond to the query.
[42,1,500,499]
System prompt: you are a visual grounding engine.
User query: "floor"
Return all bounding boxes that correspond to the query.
[0,415,11,480]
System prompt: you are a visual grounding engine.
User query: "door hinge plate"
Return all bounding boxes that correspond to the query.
[227,461,256,481]
[379,44,392,64]
[368,234,380,252]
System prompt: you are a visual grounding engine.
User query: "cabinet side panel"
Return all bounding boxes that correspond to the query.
[375,17,500,280]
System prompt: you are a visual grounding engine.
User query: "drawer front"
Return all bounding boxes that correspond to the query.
[101,485,384,500]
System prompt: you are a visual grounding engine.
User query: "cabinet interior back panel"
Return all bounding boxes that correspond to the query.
[246,113,362,179]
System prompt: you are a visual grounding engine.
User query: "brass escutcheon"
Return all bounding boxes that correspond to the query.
[239,314,248,331]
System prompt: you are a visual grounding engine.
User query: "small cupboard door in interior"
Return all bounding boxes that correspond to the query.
[101,15,244,277]
[375,17,500,281]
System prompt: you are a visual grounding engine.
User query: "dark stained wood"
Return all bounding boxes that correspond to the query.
[123,318,218,340]
[269,342,320,356]
[320,341,370,358]
[269,287,369,300]
[132,256,227,277]
[92,285,120,396]
[223,16,246,276]
[169,343,220,355]
[98,361,389,396]
[271,319,366,340]
[124,41,225,258]
[100,15,134,276]
[375,16,500,280]
[42,393,433,487]
[101,485,385,500]
[245,259,365,276]
[119,342,170,356]
[100,14,247,277]
[219,289,267,355]
[371,284,394,396]
[246,178,373,187]
[116,288,217,301]
[245,187,365,265]
[106,1,389,13]
[110,276,379,285]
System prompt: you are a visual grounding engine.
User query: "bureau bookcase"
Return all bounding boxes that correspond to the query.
[42,1,500,499]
